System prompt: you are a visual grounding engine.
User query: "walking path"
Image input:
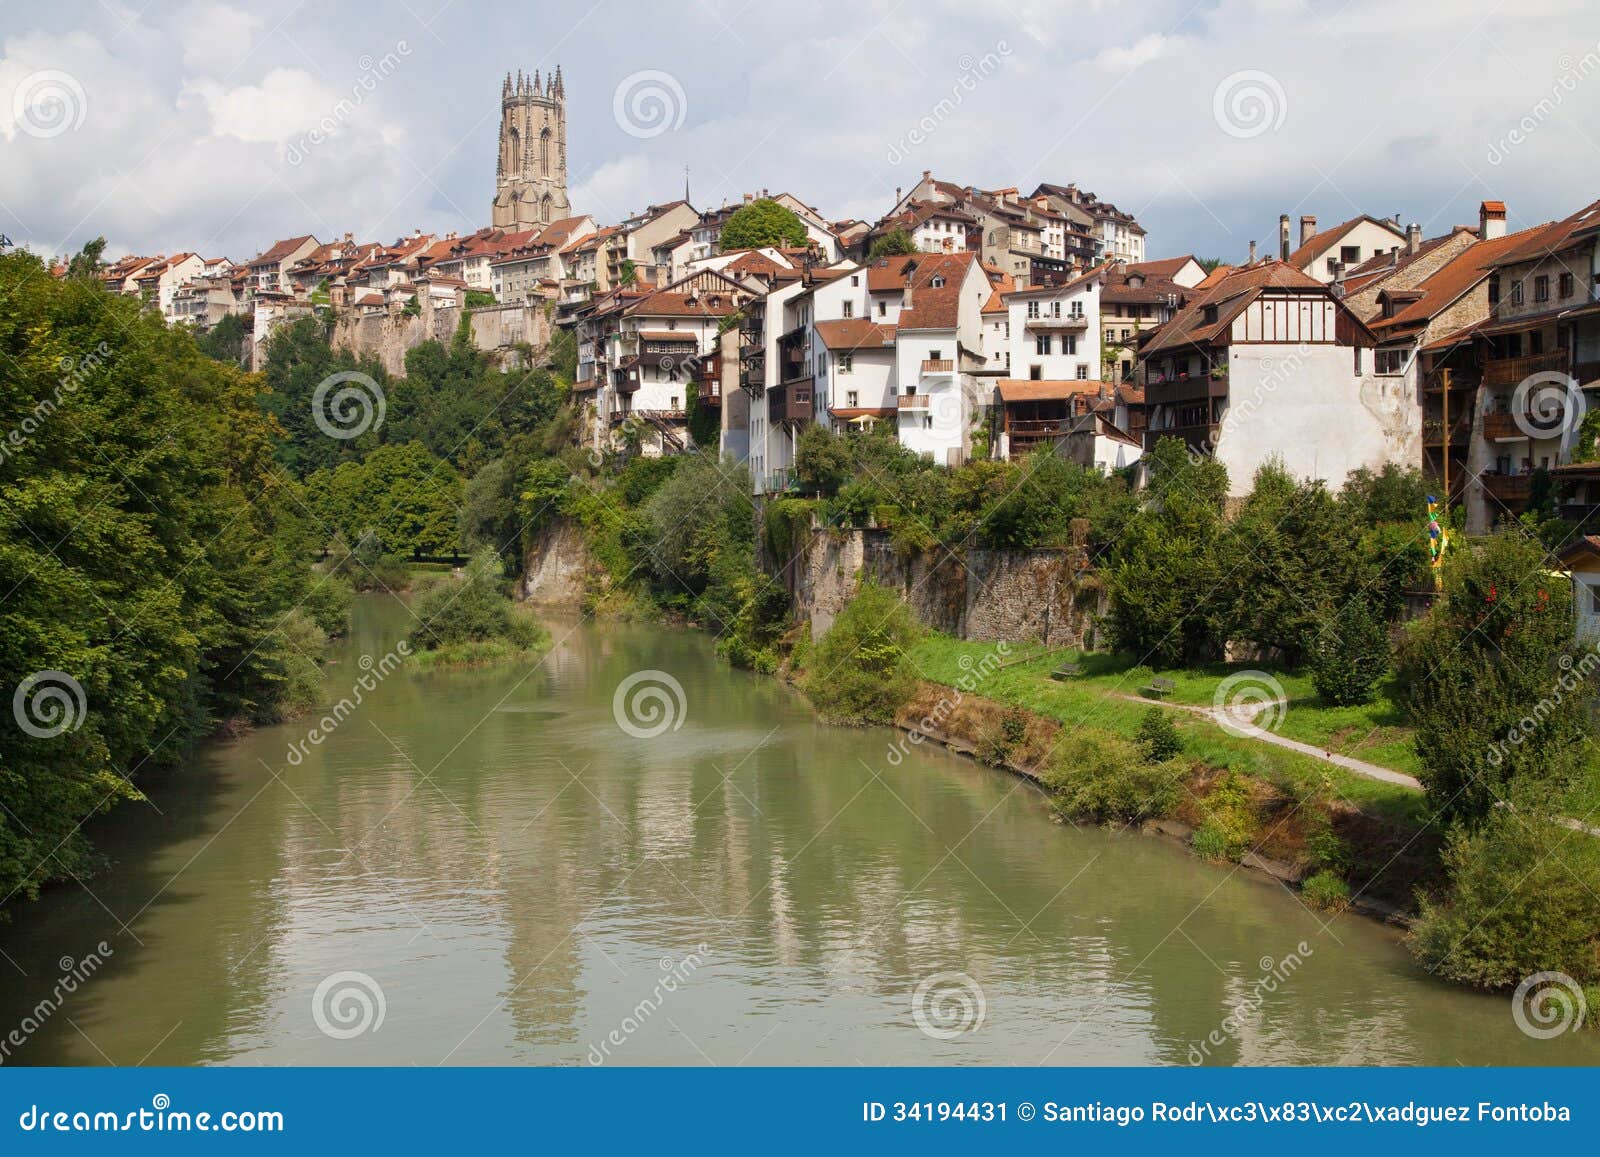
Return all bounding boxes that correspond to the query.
[1110,690,1600,836]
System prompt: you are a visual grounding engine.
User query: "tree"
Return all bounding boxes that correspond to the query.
[1394,532,1593,824]
[803,582,921,723]
[1310,598,1389,706]
[719,198,809,251]
[794,423,853,494]
[867,229,918,261]
[195,313,250,366]
[65,236,107,279]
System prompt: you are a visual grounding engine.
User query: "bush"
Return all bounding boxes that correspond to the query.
[1192,824,1232,861]
[1196,770,1256,858]
[1300,869,1351,912]
[718,198,809,250]
[1044,730,1188,822]
[981,709,1029,766]
[1135,707,1183,761]
[1311,598,1388,706]
[1409,810,1600,989]
[406,548,549,664]
[802,583,921,724]
[302,572,355,637]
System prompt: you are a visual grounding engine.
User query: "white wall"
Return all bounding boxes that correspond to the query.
[1004,277,1102,380]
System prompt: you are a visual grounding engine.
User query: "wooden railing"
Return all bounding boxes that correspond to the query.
[921,359,954,374]
[897,394,930,410]
[1481,349,1569,387]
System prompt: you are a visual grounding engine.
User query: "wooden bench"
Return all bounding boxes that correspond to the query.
[1144,676,1176,700]
[1049,662,1082,682]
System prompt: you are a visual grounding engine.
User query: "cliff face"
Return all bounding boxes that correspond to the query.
[522,520,591,609]
[330,299,553,377]
[789,526,1106,646]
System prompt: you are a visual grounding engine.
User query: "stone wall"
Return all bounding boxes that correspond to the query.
[791,526,1105,646]
[330,298,552,377]
[522,519,592,609]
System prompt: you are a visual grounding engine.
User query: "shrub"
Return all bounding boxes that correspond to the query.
[1197,770,1256,858]
[982,708,1029,766]
[406,548,549,664]
[1135,707,1183,762]
[1192,824,1232,861]
[803,583,921,724]
[302,571,355,637]
[1045,730,1188,822]
[1300,869,1351,912]
[1409,810,1600,989]
[1310,598,1389,706]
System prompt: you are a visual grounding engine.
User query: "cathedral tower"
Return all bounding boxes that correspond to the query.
[493,66,571,229]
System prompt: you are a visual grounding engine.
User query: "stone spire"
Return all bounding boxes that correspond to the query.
[533,69,541,94]
[553,65,564,96]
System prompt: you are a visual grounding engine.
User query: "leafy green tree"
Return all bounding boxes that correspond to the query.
[794,423,853,495]
[1135,707,1183,761]
[306,442,462,556]
[803,582,921,723]
[1394,532,1592,823]
[867,229,918,261]
[719,198,809,251]
[65,236,107,279]
[1310,598,1389,706]
[195,313,250,366]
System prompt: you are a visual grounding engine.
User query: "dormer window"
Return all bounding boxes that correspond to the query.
[930,275,946,288]
[1202,305,1219,324]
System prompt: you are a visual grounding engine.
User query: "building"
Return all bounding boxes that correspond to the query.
[492,67,571,228]
[244,235,320,296]
[1099,261,1196,382]
[1138,261,1411,497]
[1030,183,1146,264]
[1280,213,1407,284]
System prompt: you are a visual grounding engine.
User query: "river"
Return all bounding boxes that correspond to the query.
[0,593,1594,1066]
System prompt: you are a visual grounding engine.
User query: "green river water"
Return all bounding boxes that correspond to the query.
[1,593,1595,1066]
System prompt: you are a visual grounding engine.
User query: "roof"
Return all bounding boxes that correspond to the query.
[1139,261,1329,356]
[1123,255,1198,279]
[1369,226,1556,334]
[894,252,979,330]
[1489,196,1600,267]
[251,235,317,266]
[995,378,1108,403]
[1556,534,1600,565]
[623,288,742,318]
[1002,262,1111,300]
[1193,264,1233,289]
[1286,216,1405,271]
[534,216,592,252]
[813,319,897,351]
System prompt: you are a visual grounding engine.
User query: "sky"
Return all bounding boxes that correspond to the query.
[3,0,1599,265]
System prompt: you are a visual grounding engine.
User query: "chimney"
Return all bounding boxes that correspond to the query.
[1406,222,1422,255]
[1279,214,1291,260]
[922,169,931,181]
[1248,239,1257,263]
[743,192,753,204]
[1299,215,1316,248]
[1479,200,1507,240]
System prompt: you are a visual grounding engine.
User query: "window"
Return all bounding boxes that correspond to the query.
[1120,328,1130,341]
[1036,335,1051,355]
[1353,347,1364,374]
[670,395,680,409]
[1027,301,1040,318]
[1534,275,1550,303]
[1376,349,1405,375]
[846,390,858,407]
[842,301,854,318]
[1075,365,1088,380]
[1029,366,1042,380]
[877,300,886,316]
[1511,279,1524,306]
[1530,331,1544,355]
[922,415,932,429]
[1051,301,1062,318]
[1591,584,1600,615]
[1340,245,1360,264]
[930,275,946,288]
[851,275,859,287]
[1560,272,1575,299]
[839,353,853,373]
[929,349,942,360]
[1065,336,1077,355]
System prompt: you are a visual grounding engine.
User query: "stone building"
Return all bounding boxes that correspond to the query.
[492,67,571,229]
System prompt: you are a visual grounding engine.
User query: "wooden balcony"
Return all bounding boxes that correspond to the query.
[1481,349,1569,388]
[769,379,814,424]
[1144,375,1228,405]
[897,393,930,410]
[1422,417,1472,447]
[1481,472,1534,503]
[921,358,954,374]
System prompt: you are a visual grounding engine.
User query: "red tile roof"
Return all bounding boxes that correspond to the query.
[814,319,897,350]
[1140,261,1327,355]
[1285,216,1404,271]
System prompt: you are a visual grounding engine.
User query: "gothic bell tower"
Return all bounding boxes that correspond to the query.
[492,66,571,229]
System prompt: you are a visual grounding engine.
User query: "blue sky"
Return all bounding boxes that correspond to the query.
[3,0,1598,264]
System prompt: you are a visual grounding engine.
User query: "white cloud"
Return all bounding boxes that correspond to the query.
[185,68,343,144]
[178,3,264,74]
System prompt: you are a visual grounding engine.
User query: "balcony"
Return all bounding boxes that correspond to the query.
[1481,472,1534,503]
[1481,349,1569,388]
[768,379,814,424]
[897,393,930,410]
[921,358,954,374]
[696,353,722,406]
[1481,412,1528,441]
[1144,373,1228,405]
[1422,416,1473,447]
[1024,312,1089,331]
